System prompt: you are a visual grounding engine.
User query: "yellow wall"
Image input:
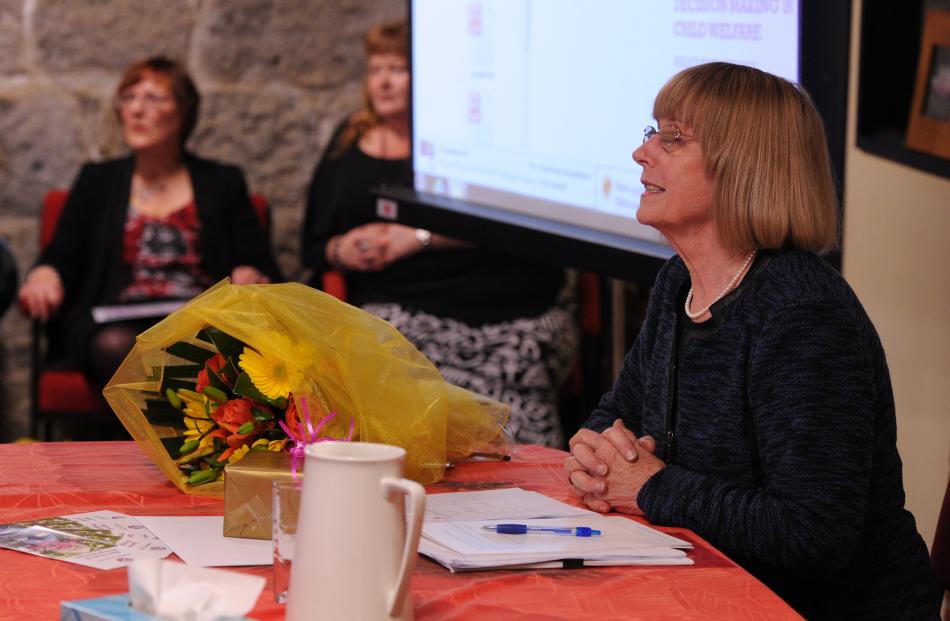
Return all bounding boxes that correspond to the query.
[844,1,950,548]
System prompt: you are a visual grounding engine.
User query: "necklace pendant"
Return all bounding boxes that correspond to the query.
[133,179,168,203]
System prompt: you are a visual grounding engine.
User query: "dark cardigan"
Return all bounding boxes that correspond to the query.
[583,249,940,620]
[38,153,281,365]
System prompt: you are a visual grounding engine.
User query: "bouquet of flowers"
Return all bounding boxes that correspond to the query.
[103,280,510,497]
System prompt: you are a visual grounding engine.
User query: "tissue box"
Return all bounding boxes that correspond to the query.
[60,594,253,620]
[223,449,303,540]
[61,595,156,621]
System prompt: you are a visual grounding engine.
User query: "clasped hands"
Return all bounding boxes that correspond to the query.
[564,419,665,515]
[229,265,270,285]
[333,223,424,271]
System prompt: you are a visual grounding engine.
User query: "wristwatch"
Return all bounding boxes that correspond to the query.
[414,228,432,248]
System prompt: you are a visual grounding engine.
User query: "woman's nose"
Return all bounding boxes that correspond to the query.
[125,97,146,115]
[632,141,653,167]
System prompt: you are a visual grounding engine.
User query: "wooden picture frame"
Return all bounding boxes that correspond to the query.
[906,10,950,160]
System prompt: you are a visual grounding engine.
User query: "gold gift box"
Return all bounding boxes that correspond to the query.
[223,449,303,540]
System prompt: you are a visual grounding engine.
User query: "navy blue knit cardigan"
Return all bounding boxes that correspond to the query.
[584,249,940,620]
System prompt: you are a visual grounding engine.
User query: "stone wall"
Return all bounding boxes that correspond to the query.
[0,0,406,441]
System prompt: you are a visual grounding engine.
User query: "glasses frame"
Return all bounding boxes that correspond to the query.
[115,92,176,112]
[643,124,693,152]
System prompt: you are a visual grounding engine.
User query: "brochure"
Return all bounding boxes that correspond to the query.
[0,510,171,570]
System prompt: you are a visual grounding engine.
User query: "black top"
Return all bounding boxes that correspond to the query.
[0,237,17,319]
[584,249,941,620]
[38,152,281,364]
[301,121,565,326]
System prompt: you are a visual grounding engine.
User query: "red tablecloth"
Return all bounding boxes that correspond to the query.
[0,442,801,620]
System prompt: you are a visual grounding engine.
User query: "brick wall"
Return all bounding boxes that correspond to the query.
[0,0,406,440]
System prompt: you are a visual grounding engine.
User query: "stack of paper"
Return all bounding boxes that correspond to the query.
[419,488,693,572]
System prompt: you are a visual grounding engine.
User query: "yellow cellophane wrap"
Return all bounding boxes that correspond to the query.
[103,280,510,497]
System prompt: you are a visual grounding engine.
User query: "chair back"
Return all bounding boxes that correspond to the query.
[249,194,270,234]
[40,190,69,250]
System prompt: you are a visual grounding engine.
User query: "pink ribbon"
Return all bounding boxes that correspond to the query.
[279,396,355,480]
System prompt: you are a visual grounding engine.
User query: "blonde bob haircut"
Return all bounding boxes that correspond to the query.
[654,62,839,253]
[332,21,409,157]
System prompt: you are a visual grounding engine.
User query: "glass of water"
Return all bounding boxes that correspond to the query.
[272,479,302,604]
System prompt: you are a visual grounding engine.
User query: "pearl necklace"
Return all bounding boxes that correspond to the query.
[684,250,757,320]
[132,178,168,203]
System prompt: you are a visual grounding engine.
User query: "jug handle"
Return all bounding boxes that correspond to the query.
[382,477,426,618]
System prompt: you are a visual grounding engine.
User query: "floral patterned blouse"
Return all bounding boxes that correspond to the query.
[118,202,210,302]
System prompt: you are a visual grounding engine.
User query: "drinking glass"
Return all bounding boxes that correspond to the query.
[272,479,302,604]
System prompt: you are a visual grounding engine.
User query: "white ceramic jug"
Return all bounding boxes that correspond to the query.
[285,441,426,621]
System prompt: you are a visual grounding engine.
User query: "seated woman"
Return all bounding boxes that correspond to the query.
[563,62,941,619]
[18,56,280,392]
[301,22,578,448]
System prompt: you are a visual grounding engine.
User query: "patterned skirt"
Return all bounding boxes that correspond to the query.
[361,299,579,449]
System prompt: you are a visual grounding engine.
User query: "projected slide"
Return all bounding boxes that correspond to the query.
[412,0,799,252]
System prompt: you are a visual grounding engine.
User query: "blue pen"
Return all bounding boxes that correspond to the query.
[482,523,602,537]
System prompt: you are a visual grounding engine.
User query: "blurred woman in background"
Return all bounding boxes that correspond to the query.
[18,56,279,395]
[301,22,578,447]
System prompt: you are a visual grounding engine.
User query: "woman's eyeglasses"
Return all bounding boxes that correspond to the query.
[642,125,693,152]
[115,93,175,111]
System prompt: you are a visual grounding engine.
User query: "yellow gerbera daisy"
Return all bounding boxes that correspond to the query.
[238,345,302,400]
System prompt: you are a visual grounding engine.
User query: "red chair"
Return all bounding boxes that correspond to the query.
[28,190,271,440]
[557,271,604,440]
[321,269,347,301]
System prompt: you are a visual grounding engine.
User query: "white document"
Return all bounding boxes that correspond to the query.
[419,490,694,572]
[419,536,691,572]
[136,516,272,567]
[424,516,689,556]
[424,487,595,522]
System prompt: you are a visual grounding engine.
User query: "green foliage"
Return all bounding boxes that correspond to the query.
[233,372,286,409]
[205,365,235,397]
[143,399,188,428]
[166,341,216,365]
[199,327,247,363]
[159,436,184,461]
[162,364,203,378]
[252,406,274,422]
[161,377,198,394]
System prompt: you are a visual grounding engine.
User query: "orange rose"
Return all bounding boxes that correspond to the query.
[282,395,329,436]
[196,354,228,393]
[284,396,299,432]
[211,397,255,434]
